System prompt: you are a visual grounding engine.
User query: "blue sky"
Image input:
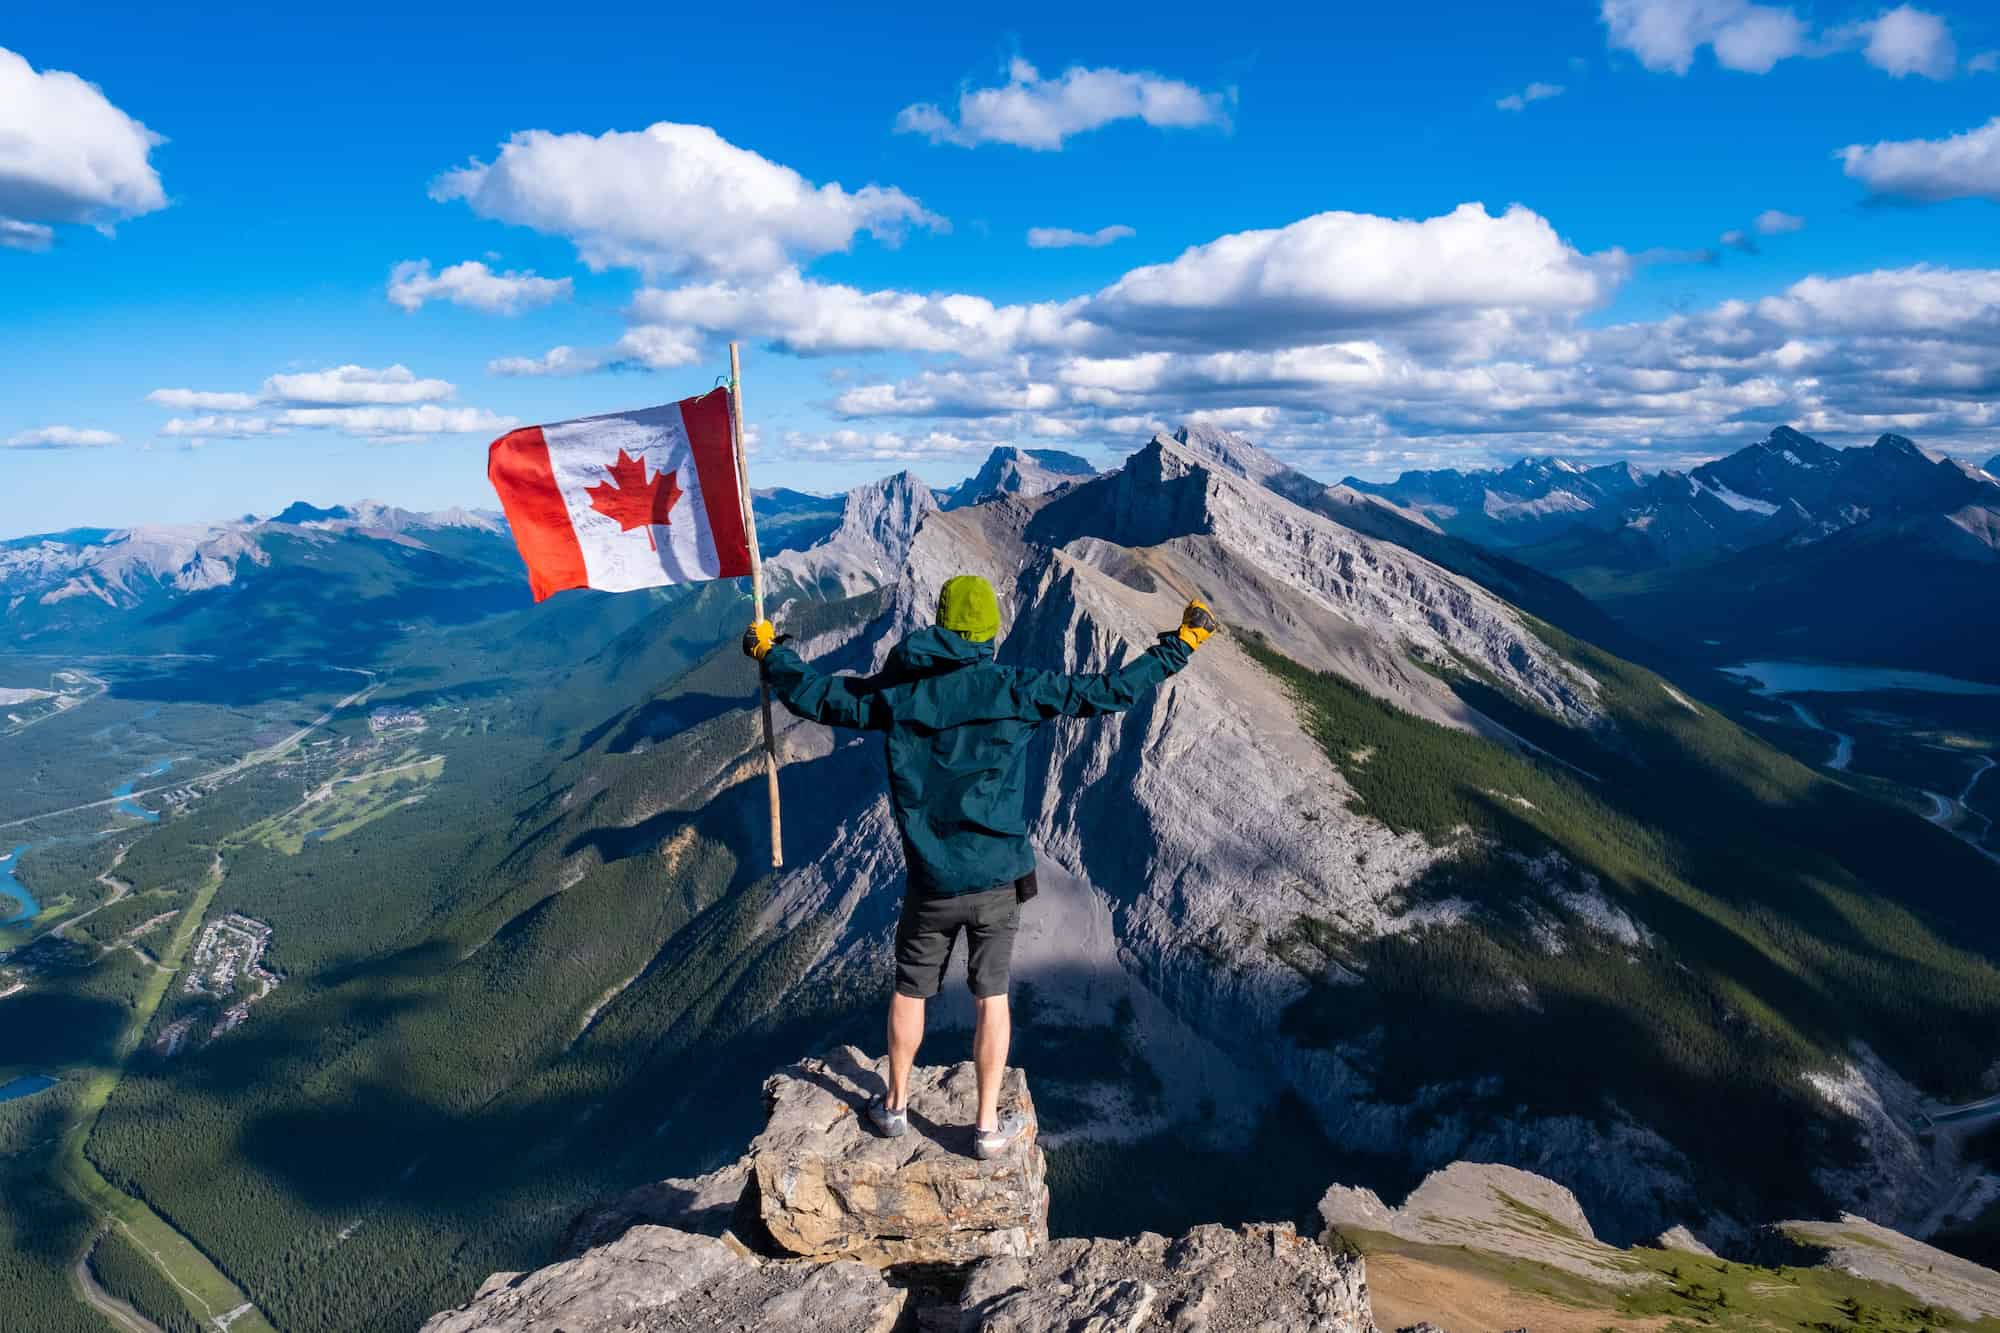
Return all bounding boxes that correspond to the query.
[3,0,1998,537]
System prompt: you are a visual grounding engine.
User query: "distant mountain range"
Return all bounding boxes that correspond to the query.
[1349,427,2000,678]
[1347,427,1999,564]
[0,449,1101,662]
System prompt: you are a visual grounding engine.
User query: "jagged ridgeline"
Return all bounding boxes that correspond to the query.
[32,429,2000,1333]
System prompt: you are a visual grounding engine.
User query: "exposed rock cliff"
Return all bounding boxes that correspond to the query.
[424,1052,1376,1333]
[946,446,1097,510]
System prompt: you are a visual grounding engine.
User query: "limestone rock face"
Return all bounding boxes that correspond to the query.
[958,1222,1377,1333]
[558,1157,753,1257]
[417,1225,904,1333]
[1319,1161,1644,1288]
[752,1045,1049,1266]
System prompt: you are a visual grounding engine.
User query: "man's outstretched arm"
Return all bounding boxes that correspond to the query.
[1011,599,1221,719]
[744,621,890,731]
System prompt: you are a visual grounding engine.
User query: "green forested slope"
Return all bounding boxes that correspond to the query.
[78,595,892,1333]
[1251,623,2000,1226]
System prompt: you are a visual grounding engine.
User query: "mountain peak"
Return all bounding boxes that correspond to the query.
[1872,433,1935,461]
[271,500,353,525]
[1162,422,1288,484]
[945,446,1097,511]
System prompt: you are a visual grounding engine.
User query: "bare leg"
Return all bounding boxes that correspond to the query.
[973,993,1011,1132]
[886,991,925,1110]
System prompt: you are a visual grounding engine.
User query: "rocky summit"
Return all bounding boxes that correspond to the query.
[751,1045,1049,1266]
[422,1051,1379,1332]
[959,1224,1376,1333]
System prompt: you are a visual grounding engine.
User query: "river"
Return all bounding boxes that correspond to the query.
[113,759,174,823]
[1,843,38,925]
[3,761,177,928]
[1723,660,2000,775]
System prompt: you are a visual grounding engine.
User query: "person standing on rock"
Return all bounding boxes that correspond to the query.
[743,575,1220,1158]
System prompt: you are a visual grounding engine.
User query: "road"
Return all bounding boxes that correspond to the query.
[71,1229,165,1333]
[1926,1093,2000,1129]
[55,852,279,1333]
[0,666,379,833]
[1920,753,1999,864]
[27,846,132,946]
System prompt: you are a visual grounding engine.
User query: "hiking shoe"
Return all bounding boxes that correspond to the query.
[867,1095,909,1138]
[974,1111,1027,1160]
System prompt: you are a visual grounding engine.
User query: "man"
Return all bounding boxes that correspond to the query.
[743,576,1220,1158]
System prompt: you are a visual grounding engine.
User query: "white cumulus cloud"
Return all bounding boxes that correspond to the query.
[895,57,1230,150]
[1085,203,1616,343]
[159,416,284,439]
[488,346,594,377]
[785,427,1007,463]
[387,259,572,314]
[1841,117,2000,203]
[630,268,1090,359]
[272,405,516,438]
[147,388,260,410]
[0,46,166,245]
[1856,5,1956,78]
[4,425,119,449]
[1497,82,1566,111]
[431,122,941,277]
[1602,0,1806,74]
[147,365,512,442]
[1754,209,1806,234]
[1027,224,1136,249]
[263,364,453,406]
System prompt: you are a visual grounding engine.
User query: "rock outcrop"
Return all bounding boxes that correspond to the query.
[426,1052,1378,1333]
[959,1223,1377,1333]
[420,1227,907,1333]
[431,1097,2000,1333]
[1779,1214,2000,1322]
[1319,1161,1645,1288]
[751,1045,1048,1266]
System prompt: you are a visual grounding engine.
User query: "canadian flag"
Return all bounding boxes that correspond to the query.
[487,389,753,602]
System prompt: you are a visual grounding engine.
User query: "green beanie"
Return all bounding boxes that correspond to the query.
[936,574,1000,643]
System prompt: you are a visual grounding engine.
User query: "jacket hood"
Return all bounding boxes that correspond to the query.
[888,623,994,674]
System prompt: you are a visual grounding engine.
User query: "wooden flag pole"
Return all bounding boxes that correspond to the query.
[729,341,783,869]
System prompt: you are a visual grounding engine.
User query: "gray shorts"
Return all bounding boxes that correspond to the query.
[894,884,1020,999]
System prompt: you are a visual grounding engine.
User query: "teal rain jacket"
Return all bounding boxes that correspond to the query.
[762,624,1192,896]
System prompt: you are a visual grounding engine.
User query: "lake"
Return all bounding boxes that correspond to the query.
[0,844,37,926]
[0,1073,58,1103]
[1722,662,2000,697]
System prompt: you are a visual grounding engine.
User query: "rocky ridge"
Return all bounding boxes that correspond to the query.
[423,1051,1377,1333]
[426,1056,2000,1333]
[944,446,1097,510]
[738,424,1794,1246]
[1343,425,2000,564]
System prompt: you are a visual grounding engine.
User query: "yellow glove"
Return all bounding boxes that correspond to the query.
[1178,599,1220,650]
[742,619,779,661]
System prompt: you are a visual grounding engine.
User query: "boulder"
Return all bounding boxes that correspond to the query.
[1654,1223,1717,1257]
[751,1045,1049,1266]
[957,1222,1377,1332]
[418,1225,906,1333]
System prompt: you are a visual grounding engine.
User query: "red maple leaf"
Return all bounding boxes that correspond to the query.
[586,449,683,550]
